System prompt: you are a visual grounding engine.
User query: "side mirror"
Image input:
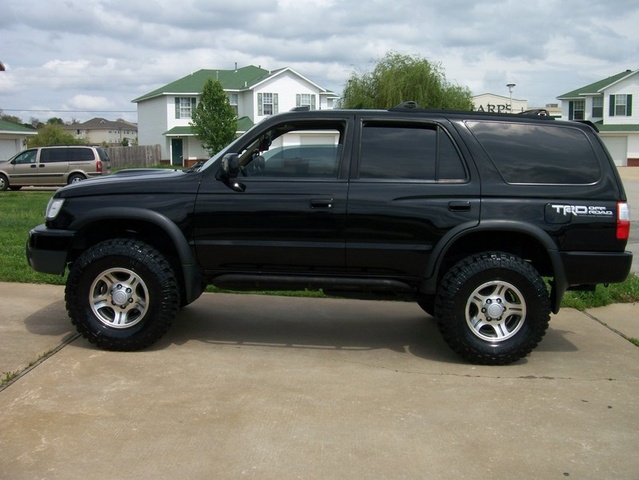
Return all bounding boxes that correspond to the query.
[220,153,240,179]
[216,153,246,192]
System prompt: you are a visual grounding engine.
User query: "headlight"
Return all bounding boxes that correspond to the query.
[46,198,65,220]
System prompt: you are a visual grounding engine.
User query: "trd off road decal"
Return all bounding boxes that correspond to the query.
[545,203,614,223]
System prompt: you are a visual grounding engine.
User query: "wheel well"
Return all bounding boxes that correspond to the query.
[438,230,553,279]
[68,219,188,298]
[67,172,87,182]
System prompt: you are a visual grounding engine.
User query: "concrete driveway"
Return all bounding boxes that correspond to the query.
[1,282,638,480]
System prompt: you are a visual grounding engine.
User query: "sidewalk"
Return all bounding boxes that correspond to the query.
[1,282,638,479]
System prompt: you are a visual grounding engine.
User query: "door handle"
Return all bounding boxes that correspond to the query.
[310,198,333,209]
[448,201,471,212]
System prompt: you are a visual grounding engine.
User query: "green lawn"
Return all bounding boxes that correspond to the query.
[2,190,638,309]
[0,191,66,285]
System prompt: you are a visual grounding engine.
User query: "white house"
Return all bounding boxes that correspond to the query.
[132,65,338,166]
[558,69,639,166]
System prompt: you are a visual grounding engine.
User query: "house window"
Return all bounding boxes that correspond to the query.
[228,94,238,116]
[610,94,633,117]
[175,97,196,119]
[296,93,316,110]
[258,92,278,116]
[570,100,585,120]
[592,97,603,118]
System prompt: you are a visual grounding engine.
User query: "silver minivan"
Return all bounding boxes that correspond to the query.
[0,145,111,190]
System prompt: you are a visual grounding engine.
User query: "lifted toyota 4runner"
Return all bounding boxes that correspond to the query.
[27,104,633,364]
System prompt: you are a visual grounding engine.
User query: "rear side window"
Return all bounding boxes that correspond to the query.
[359,122,466,181]
[466,121,600,184]
[68,147,95,161]
[40,147,95,163]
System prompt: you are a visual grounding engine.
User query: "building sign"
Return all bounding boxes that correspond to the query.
[472,94,528,115]
[473,103,513,113]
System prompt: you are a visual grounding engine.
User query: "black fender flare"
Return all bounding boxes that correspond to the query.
[68,207,203,304]
[422,220,567,313]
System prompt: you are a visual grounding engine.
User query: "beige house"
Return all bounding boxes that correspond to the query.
[66,117,138,146]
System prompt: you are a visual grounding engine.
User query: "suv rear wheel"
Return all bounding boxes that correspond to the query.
[435,252,550,365]
[65,239,179,351]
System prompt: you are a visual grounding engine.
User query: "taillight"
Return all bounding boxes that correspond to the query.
[96,160,102,173]
[617,202,630,240]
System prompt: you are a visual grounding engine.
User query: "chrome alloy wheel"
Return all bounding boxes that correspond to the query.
[465,280,527,342]
[89,268,149,329]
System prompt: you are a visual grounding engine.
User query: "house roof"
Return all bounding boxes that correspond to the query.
[0,119,37,135]
[132,65,271,103]
[558,69,637,99]
[595,122,639,133]
[132,65,335,103]
[65,117,137,130]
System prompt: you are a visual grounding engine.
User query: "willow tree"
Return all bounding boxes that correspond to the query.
[191,78,237,156]
[341,51,473,110]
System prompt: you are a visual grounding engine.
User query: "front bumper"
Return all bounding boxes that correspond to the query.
[26,224,75,275]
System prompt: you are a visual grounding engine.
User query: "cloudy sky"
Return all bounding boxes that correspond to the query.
[1,0,638,124]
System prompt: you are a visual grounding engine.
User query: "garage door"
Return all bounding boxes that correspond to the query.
[601,136,628,166]
[0,139,21,161]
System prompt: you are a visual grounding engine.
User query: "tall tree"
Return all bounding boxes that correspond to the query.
[341,51,473,110]
[190,78,237,156]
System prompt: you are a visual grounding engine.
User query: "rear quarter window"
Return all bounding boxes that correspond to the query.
[466,121,601,184]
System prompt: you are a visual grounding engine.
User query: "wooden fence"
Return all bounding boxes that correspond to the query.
[106,145,162,169]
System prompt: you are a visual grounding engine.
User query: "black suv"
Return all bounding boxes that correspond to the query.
[27,104,633,364]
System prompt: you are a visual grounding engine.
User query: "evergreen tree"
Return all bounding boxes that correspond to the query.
[191,79,237,156]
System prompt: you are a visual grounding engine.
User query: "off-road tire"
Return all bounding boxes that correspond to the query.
[65,239,179,351]
[435,251,551,365]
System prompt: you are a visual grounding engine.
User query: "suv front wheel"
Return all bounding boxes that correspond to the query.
[65,239,180,351]
[435,252,551,365]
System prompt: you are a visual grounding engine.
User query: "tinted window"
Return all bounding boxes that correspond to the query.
[359,123,466,181]
[69,147,95,161]
[40,148,67,163]
[466,121,600,184]
[41,147,95,163]
[260,145,340,177]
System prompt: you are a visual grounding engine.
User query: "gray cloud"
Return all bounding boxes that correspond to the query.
[1,0,637,122]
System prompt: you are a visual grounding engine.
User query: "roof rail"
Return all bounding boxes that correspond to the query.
[517,109,554,118]
[389,101,420,111]
[290,106,310,112]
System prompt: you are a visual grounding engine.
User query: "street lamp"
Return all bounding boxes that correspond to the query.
[506,83,515,112]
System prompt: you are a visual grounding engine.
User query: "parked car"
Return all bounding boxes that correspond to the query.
[0,145,110,190]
